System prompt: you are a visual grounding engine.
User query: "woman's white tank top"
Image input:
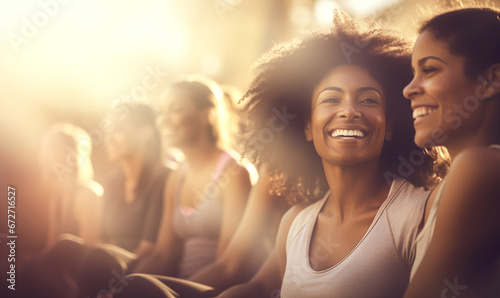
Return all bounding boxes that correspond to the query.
[281,178,429,298]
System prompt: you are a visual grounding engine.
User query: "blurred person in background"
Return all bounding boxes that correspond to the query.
[21,104,170,298]
[117,164,290,298]
[38,122,103,248]
[20,122,103,298]
[98,103,168,255]
[75,103,170,298]
[130,78,251,279]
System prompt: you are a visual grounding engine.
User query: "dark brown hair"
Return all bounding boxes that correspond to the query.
[420,7,500,79]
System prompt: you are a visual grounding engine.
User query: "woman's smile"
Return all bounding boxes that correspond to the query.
[403,30,484,148]
[308,65,389,165]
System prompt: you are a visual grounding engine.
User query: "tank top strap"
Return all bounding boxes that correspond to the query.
[210,151,233,182]
[426,180,447,225]
[175,164,188,204]
[175,152,233,206]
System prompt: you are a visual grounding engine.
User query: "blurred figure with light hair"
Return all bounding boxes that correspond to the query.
[19,122,103,298]
[38,122,103,247]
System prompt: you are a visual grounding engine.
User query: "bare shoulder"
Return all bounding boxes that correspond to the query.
[225,158,250,179]
[75,181,103,205]
[73,182,103,219]
[280,202,311,228]
[221,159,251,191]
[438,146,500,215]
[166,166,183,187]
[454,146,500,166]
[448,147,500,185]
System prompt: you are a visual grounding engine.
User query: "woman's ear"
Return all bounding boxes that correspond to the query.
[304,121,313,141]
[385,118,393,142]
[481,64,500,99]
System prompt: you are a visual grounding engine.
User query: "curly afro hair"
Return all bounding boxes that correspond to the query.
[241,11,443,204]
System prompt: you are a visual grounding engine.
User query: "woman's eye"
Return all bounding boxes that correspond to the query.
[360,97,379,104]
[321,97,340,103]
[422,67,437,75]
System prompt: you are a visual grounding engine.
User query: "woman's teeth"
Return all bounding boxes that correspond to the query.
[413,107,436,119]
[331,129,365,138]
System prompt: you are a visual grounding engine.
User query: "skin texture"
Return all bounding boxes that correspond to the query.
[403,29,500,298]
[133,88,251,277]
[218,65,394,297]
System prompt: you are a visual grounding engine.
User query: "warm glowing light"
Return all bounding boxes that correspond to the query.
[342,0,403,17]
[200,53,222,76]
[314,0,340,25]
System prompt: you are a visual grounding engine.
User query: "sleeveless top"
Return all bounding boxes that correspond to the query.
[410,144,500,296]
[101,164,169,252]
[281,179,430,298]
[172,151,233,279]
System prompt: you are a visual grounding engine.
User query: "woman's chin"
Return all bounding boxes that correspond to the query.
[414,130,440,148]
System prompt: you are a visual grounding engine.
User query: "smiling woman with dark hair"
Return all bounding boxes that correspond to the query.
[403,6,500,298]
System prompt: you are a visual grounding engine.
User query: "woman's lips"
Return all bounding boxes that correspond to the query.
[412,106,436,119]
[330,129,365,138]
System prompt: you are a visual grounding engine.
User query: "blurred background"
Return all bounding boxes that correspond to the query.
[0,0,497,294]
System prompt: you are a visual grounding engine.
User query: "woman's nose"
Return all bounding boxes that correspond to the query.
[403,77,422,100]
[338,100,361,119]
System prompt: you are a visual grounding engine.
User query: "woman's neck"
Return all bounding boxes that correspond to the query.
[322,159,389,223]
[58,178,77,199]
[445,127,498,160]
[182,141,221,169]
[446,99,500,160]
[120,153,145,184]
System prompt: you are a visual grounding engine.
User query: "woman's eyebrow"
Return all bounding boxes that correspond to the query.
[418,56,447,66]
[357,87,382,97]
[318,86,343,95]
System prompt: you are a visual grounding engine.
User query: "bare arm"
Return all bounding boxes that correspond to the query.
[132,240,155,259]
[215,161,252,257]
[44,192,58,250]
[404,148,500,298]
[75,186,102,246]
[132,172,183,275]
[133,170,168,259]
[190,167,287,290]
[216,204,308,297]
